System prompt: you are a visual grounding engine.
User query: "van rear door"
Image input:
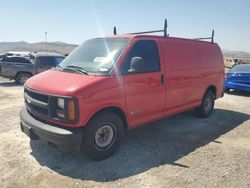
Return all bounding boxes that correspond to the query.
[120,39,165,127]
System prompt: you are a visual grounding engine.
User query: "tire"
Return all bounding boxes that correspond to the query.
[196,90,215,118]
[16,73,31,85]
[224,88,230,93]
[83,112,124,161]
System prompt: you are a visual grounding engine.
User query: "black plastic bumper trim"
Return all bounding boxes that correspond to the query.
[20,106,83,152]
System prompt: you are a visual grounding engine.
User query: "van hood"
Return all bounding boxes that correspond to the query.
[25,70,99,96]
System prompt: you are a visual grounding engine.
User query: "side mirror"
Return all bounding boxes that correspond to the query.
[128,57,144,73]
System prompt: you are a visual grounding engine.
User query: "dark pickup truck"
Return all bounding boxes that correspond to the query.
[0,52,65,84]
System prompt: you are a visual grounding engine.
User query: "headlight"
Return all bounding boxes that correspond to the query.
[56,97,78,122]
[57,98,64,109]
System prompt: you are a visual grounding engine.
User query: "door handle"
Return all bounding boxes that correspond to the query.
[160,74,164,86]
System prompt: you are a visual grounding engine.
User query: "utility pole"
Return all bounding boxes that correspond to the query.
[45,32,48,55]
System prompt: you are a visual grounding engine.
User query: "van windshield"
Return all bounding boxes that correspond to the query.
[58,38,129,75]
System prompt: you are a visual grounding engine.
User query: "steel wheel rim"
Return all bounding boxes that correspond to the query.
[20,76,28,84]
[95,124,114,148]
[204,97,212,112]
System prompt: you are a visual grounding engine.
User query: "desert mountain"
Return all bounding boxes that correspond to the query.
[0,41,249,58]
[0,41,77,55]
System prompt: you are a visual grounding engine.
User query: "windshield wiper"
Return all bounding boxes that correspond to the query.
[56,64,63,71]
[63,65,89,75]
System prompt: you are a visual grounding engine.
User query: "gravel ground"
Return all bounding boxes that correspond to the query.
[0,76,250,188]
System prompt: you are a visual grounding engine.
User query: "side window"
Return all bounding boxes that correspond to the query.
[120,40,160,74]
[17,57,30,63]
[37,57,55,66]
[5,57,15,62]
[5,57,13,62]
[53,56,64,65]
[5,57,25,62]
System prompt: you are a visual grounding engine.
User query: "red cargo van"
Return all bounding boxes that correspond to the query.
[20,26,224,160]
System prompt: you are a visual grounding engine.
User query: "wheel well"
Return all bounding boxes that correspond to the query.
[206,85,216,97]
[92,107,128,130]
[15,72,33,79]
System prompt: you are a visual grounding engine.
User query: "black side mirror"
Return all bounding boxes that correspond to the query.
[128,57,144,73]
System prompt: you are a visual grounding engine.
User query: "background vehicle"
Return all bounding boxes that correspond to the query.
[224,64,250,92]
[0,56,31,63]
[0,52,65,84]
[20,24,224,160]
[0,54,3,60]
[5,51,31,57]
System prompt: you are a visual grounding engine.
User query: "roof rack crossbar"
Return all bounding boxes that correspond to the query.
[194,30,215,43]
[113,20,214,43]
[113,19,168,37]
[129,29,164,35]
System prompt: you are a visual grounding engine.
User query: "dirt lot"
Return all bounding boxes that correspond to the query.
[0,76,250,188]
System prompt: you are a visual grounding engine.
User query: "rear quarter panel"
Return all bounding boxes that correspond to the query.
[160,38,224,116]
[197,43,224,98]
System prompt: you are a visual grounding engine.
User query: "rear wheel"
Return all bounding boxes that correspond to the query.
[16,73,31,85]
[196,90,215,118]
[83,112,124,160]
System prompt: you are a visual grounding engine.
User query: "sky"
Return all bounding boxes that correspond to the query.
[0,0,249,52]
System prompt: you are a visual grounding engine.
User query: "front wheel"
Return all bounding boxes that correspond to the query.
[16,73,31,85]
[83,112,124,160]
[196,90,215,118]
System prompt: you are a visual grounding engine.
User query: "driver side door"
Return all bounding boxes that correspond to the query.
[120,39,165,128]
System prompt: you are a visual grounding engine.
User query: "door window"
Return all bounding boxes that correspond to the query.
[37,56,55,66]
[54,56,65,65]
[120,40,160,74]
[5,57,30,63]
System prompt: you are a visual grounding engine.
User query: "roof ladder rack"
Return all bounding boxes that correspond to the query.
[113,19,169,37]
[113,20,215,43]
[113,27,117,35]
[194,30,215,43]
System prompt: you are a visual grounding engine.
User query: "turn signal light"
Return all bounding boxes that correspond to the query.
[68,100,76,120]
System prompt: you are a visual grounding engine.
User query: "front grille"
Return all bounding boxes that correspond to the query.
[31,104,48,115]
[24,88,55,119]
[25,88,48,103]
[24,88,78,124]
